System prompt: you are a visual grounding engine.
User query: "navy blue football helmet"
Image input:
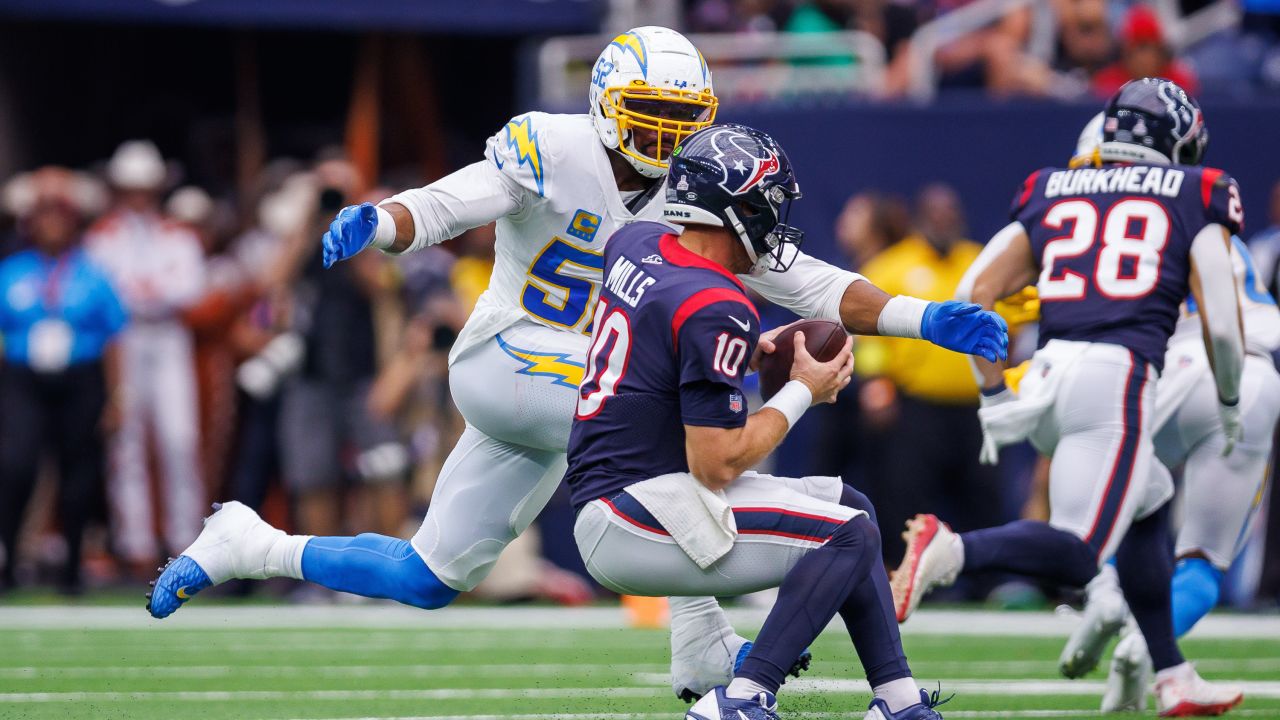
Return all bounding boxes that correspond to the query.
[1100,77,1208,166]
[663,123,803,275]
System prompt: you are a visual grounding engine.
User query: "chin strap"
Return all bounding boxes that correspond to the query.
[624,175,666,214]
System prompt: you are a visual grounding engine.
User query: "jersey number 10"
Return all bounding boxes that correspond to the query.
[1039,198,1171,301]
[577,301,631,419]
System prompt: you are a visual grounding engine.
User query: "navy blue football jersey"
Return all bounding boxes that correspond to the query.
[565,221,760,511]
[1013,163,1244,370]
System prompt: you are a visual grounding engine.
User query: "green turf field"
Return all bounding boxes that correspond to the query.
[1,606,1278,720]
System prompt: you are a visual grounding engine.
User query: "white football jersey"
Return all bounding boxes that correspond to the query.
[451,112,664,362]
[389,111,861,365]
[1169,236,1280,356]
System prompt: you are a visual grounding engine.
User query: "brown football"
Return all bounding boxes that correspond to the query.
[759,319,848,401]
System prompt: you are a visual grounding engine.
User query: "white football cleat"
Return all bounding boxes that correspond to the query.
[1154,663,1243,717]
[686,686,779,720]
[891,514,963,623]
[1101,627,1151,712]
[673,630,748,702]
[1060,564,1130,678]
[148,502,296,618]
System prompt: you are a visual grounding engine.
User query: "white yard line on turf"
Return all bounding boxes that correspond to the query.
[0,663,669,679]
[1,605,1278,639]
[634,675,1280,700]
[275,707,1280,712]
[5,657,1277,681]
[7,680,1280,703]
[791,678,1280,699]
[0,688,666,703]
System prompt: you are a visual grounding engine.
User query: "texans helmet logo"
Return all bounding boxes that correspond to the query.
[709,129,781,196]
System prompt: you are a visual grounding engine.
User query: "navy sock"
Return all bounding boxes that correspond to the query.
[1171,558,1223,637]
[301,534,460,610]
[835,485,909,687]
[738,515,891,693]
[1114,509,1184,671]
[959,520,1097,588]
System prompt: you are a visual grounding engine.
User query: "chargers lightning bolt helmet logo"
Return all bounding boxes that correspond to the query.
[663,123,803,276]
[609,31,649,77]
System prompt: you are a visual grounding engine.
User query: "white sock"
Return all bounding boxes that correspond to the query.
[264,534,312,580]
[873,677,921,712]
[725,677,770,700]
[1155,661,1194,684]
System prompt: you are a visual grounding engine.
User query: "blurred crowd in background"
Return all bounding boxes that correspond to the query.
[675,0,1280,98]
[5,136,1280,614]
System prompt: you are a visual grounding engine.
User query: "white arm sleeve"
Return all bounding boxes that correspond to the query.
[956,221,1026,384]
[1191,223,1245,403]
[956,221,1025,303]
[382,160,527,254]
[743,250,865,323]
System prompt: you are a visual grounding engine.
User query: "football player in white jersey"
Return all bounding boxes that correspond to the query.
[1055,113,1280,713]
[148,25,1007,699]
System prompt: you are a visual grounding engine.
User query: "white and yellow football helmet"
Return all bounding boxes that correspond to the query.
[588,26,718,178]
[1069,111,1105,169]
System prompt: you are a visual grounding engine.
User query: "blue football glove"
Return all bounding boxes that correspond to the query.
[921,300,1009,363]
[321,202,379,269]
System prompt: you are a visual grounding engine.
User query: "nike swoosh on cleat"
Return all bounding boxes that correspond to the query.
[176,587,191,600]
[728,315,751,332]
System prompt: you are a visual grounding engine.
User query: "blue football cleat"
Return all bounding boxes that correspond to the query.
[734,641,813,680]
[866,687,952,720]
[686,686,779,720]
[146,555,212,619]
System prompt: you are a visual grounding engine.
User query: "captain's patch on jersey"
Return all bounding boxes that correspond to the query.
[566,209,602,243]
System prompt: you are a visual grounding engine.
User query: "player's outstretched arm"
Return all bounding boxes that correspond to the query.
[1189,223,1246,453]
[322,160,526,268]
[954,221,1037,390]
[685,333,853,491]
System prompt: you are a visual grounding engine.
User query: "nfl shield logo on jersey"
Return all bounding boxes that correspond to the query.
[729,391,744,413]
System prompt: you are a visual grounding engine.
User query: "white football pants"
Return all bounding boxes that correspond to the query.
[109,323,204,561]
[411,320,580,591]
[573,472,861,596]
[1027,342,1165,562]
[1155,350,1280,569]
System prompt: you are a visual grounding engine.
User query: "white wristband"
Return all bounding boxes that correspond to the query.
[877,295,930,339]
[370,205,398,250]
[763,380,812,430]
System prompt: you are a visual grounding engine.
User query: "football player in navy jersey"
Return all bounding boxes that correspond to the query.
[565,124,989,720]
[892,78,1247,716]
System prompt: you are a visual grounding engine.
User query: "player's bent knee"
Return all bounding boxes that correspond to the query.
[828,514,879,553]
[396,553,461,610]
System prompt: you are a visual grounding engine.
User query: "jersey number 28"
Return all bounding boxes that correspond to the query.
[1039,198,1170,300]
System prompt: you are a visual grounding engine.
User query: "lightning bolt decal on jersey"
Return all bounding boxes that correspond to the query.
[496,333,587,389]
[504,116,546,197]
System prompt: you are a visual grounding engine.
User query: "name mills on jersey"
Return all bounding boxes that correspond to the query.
[1045,166,1185,199]
[603,255,657,307]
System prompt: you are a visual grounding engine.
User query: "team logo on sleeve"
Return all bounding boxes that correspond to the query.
[503,116,546,197]
[710,129,781,196]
